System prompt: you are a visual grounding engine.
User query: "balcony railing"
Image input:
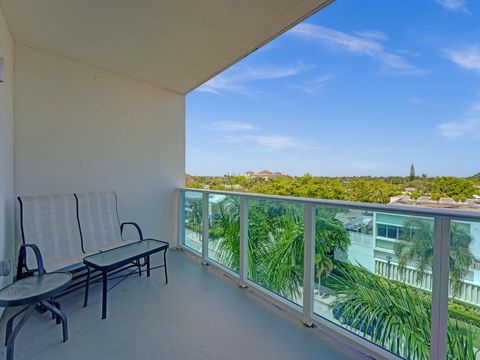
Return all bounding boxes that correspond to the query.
[376,258,480,307]
[177,188,480,360]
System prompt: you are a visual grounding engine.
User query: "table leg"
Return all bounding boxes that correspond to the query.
[6,304,36,360]
[147,255,151,277]
[40,300,68,342]
[163,249,168,284]
[84,265,91,307]
[5,306,28,346]
[102,270,108,319]
[49,298,62,324]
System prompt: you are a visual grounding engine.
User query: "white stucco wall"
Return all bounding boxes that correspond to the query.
[0,6,14,289]
[14,45,185,244]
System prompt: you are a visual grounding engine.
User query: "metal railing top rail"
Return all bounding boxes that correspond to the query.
[178,187,480,222]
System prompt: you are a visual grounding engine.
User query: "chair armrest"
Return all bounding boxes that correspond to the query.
[120,222,144,241]
[16,244,46,279]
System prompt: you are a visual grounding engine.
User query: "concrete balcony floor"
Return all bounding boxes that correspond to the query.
[0,250,372,360]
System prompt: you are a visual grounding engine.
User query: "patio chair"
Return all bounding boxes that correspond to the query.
[17,194,86,274]
[17,191,149,295]
[74,191,143,253]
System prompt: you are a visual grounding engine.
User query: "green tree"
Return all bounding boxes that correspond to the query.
[394,218,474,295]
[348,179,399,204]
[315,212,350,294]
[208,197,241,271]
[330,264,478,359]
[429,177,475,202]
[410,164,416,181]
[185,197,202,233]
[209,198,350,299]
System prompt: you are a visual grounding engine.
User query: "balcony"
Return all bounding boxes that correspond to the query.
[0,1,478,359]
[0,189,479,360]
[179,188,480,359]
[0,250,367,360]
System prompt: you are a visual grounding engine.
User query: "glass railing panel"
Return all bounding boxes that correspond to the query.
[314,207,434,359]
[183,190,203,254]
[447,220,480,359]
[207,194,240,273]
[247,198,304,306]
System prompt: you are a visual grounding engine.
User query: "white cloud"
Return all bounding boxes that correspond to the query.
[354,30,388,41]
[221,135,319,150]
[197,63,312,96]
[289,74,332,95]
[290,23,425,75]
[445,44,480,71]
[291,23,382,55]
[202,120,320,150]
[437,101,480,138]
[438,119,480,138]
[203,121,258,132]
[380,53,424,74]
[434,0,470,14]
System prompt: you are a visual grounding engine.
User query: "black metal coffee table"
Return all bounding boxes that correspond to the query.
[0,272,72,360]
[83,239,169,319]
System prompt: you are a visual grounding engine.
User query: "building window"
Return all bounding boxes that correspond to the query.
[387,227,398,239]
[377,224,387,237]
[377,223,403,240]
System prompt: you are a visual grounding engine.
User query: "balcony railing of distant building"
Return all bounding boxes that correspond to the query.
[375,258,480,306]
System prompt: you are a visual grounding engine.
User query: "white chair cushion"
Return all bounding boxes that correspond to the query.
[76,191,124,253]
[19,194,84,270]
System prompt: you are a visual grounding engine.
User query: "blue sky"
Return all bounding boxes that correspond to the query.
[186,0,480,177]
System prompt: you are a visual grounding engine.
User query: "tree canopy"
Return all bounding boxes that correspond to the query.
[428,177,476,202]
[187,174,480,204]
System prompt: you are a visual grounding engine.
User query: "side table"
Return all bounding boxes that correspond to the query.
[0,272,72,360]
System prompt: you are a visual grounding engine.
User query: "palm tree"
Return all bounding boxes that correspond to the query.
[208,197,241,271]
[261,208,304,299]
[330,263,478,359]
[315,216,350,294]
[209,199,351,300]
[394,218,474,295]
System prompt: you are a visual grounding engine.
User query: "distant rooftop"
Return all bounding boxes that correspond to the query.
[245,170,285,179]
[390,195,480,211]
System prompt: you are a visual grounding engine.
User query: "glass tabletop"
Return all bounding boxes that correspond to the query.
[83,239,168,269]
[0,272,72,306]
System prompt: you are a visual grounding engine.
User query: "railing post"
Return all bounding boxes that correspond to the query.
[430,217,450,360]
[239,196,248,288]
[302,203,315,327]
[176,190,185,249]
[201,192,209,264]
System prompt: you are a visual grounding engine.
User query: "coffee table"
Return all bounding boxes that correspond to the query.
[83,239,169,319]
[0,272,72,360]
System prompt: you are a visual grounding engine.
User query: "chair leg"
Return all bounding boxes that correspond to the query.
[6,305,36,360]
[40,300,68,342]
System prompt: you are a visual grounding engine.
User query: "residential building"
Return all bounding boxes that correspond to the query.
[336,201,480,306]
[245,170,285,179]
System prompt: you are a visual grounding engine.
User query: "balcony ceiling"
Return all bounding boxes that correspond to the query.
[0,0,333,94]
